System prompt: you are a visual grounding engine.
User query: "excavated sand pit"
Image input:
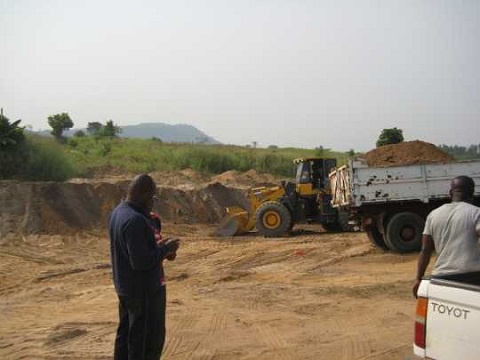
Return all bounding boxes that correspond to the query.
[0,174,260,237]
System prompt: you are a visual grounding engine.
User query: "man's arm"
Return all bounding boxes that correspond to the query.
[474,208,480,237]
[413,234,434,298]
[125,217,166,270]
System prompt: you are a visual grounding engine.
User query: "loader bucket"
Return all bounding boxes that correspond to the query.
[214,206,251,237]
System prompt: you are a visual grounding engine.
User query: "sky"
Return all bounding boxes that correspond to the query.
[1,0,479,152]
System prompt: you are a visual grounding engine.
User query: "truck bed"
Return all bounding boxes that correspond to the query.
[330,160,480,208]
[415,278,480,359]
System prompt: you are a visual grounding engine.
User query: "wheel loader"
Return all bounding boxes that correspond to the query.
[214,157,351,237]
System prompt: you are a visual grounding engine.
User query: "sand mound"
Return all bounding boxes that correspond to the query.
[211,169,278,187]
[0,181,128,236]
[362,140,454,167]
[0,179,251,236]
[149,169,211,189]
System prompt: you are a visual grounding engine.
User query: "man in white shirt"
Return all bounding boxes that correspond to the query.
[413,176,480,297]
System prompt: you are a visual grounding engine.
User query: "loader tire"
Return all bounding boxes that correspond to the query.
[385,212,424,253]
[256,201,292,238]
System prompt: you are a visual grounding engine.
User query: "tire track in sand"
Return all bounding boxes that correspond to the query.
[254,323,294,360]
[163,308,201,359]
[184,311,229,360]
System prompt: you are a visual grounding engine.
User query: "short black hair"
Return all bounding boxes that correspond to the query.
[127,174,156,202]
[450,176,475,198]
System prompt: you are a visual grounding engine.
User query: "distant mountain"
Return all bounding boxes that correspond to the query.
[119,123,220,144]
[46,122,221,144]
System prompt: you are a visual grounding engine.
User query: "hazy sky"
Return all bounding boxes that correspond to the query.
[1,0,479,151]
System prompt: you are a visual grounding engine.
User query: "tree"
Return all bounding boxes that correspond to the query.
[99,120,122,137]
[376,127,404,147]
[86,122,102,135]
[48,112,74,140]
[0,109,25,149]
[74,130,86,137]
[0,109,27,179]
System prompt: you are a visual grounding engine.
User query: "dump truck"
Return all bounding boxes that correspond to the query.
[214,157,351,237]
[329,159,480,252]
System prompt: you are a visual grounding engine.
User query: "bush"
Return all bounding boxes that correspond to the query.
[21,136,77,181]
[0,143,28,179]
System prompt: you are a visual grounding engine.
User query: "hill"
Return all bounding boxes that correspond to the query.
[119,123,220,144]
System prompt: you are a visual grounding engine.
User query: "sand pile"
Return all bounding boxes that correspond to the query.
[211,169,278,188]
[0,181,128,236]
[0,178,252,236]
[363,140,454,167]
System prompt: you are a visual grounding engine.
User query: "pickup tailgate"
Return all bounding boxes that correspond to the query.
[421,279,480,359]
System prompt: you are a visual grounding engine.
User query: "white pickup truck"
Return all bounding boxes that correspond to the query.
[329,159,480,252]
[414,277,480,359]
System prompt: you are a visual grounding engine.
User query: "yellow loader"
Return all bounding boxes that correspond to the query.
[214,157,350,237]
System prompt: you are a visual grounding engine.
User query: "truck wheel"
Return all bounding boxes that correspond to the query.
[256,201,292,237]
[364,224,388,250]
[385,212,424,253]
[337,210,355,232]
[323,210,353,232]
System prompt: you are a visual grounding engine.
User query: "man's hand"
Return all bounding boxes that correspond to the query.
[165,238,180,253]
[165,252,177,261]
[413,279,421,298]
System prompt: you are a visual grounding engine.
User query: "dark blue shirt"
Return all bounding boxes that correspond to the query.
[108,201,170,297]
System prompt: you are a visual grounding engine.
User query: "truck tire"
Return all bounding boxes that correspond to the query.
[337,210,355,232]
[323,210,354,232]
[364,224,388,250]
[256,201,292,237]
[385,212,424,253]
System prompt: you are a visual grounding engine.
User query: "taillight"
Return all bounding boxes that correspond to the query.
[415,297,428,348]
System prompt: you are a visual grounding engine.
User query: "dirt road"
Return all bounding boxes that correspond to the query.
[0,224,421,360]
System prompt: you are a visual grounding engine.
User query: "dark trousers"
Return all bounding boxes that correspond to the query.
[114,287,166,360]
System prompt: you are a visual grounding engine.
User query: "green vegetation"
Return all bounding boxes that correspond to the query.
[4,122,479,182]
[86,120,122,138]
[4,106,479,182]
[0,111,28,179]
[48,112,74,140]
[63,136,353,178]
[376,127,404,147]
[22,135,77,181]
[439,144,480,161]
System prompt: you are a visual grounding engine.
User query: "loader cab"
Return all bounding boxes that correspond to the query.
[294,158,337,196]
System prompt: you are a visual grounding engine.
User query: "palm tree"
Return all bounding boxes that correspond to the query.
[0,109,25,149]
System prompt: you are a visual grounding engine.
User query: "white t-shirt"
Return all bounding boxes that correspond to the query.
[423,201,480,276]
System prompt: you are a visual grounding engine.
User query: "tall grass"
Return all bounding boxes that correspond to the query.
[21,135,78,181]
[4,135,355,181]
[63,137,354,178]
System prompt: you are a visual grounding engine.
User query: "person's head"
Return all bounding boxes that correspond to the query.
[126,174,157,212]
[449,175,475,202]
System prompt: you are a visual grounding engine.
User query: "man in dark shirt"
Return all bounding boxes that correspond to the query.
[109,174,180,360]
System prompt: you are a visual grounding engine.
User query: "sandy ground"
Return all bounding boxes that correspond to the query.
[0,224,423,360]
